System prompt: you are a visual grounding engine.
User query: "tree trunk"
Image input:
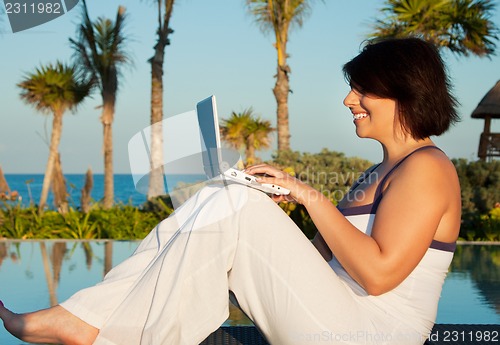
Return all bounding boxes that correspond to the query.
[51,152,68,214]
[147,0,175,200]
[245,136,256,166]
[273,29,291,152]
[274,67,290,151]
[101,100,115,210]
[148,51,165,199]
[39,111,64,213]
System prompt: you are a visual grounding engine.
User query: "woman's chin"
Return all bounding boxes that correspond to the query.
[354,128,368,138]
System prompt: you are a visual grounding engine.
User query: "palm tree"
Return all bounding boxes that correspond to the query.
[246,117,276,165]
[70,0,131,209]
[18,62,90,213]
[371,0,498,56]
[147,0,175,200]
[220,108,275,165]
[246,0,319,151]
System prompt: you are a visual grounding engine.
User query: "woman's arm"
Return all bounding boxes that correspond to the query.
[245,150,460,295]
[312,232,332,261]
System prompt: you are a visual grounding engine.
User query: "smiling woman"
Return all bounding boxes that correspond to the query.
[0,37,462,345]
[343,37,460,141]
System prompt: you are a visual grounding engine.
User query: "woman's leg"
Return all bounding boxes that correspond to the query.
[0,183,253,344]
[1,183,385,345]
[0,303,98,345]
[227,189,373,344]
[0,183,239,344]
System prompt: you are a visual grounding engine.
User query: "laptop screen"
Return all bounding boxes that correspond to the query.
[196,95,222,179]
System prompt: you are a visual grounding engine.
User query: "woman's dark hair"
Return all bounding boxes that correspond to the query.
[342,37,460,139]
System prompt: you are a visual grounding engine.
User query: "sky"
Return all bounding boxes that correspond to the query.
[0,0,499,174]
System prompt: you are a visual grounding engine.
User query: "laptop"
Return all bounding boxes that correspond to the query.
[196,95,290,196]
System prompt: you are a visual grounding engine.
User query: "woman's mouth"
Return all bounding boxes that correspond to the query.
[353,112,369,121]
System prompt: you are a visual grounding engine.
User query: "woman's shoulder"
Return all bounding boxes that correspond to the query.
[390,146,459,190]
[403,146,455,173]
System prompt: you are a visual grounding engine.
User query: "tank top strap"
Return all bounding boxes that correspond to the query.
[349,163,381,193]
[373,146,443,202]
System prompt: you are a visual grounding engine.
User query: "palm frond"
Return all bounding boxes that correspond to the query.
[18,61,91,115]
[69,0,131,95]
[246,0,318,35]
[220,108,275,155]
[370,0,498,57]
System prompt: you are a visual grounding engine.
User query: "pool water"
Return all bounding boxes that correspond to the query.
[0,241,498,343]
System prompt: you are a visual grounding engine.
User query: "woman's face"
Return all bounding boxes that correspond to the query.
[343,87,398,141]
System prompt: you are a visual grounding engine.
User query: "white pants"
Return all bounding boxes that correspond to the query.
[61,183,419,345]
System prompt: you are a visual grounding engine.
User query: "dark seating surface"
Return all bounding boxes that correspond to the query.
[201,324,500,345]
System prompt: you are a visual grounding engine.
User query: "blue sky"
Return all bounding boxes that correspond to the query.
[1,0,499,174]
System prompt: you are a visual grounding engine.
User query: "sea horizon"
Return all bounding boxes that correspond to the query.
[2,173,206,208]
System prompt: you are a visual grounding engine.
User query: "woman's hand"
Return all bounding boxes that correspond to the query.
[243,164,314,204]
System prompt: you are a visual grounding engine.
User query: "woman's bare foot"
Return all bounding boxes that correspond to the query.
[0,301,98,345]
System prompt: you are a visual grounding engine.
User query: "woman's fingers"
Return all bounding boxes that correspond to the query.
[244,164,284,178]
[244,164,311,204]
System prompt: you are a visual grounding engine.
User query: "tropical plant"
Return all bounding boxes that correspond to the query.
[0,204,167,240]
[95,205,160,240]
[18,62,91,213]
[453,158,500,240]
[70,0,132,209]
[453,158,500,215]
[370,0,499,57]
[271,149,374,204]
[246,0,320,151]
[59,207,99,240]
[146,0,176,200]
[221,108,275,165]
[270,149,373,238]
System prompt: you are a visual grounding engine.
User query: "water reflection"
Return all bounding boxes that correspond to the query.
[40,242,65,306]
[447,245,500,319]
[0,242,498,344]
[0,241,121,310]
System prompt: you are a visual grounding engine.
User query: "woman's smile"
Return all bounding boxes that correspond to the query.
[353,112,369,121]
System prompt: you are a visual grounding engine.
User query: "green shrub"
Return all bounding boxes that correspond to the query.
[453,159,500,240]
[93,205,162,240]
[270,149,373,238]
[0,203,169,240]
[271,149,373,205]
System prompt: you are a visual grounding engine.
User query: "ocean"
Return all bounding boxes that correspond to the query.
[2,174,206,208]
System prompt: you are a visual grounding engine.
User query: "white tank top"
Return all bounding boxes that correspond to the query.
[328,146,456,336]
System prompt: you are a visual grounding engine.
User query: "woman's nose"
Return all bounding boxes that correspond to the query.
[343,89,358,108]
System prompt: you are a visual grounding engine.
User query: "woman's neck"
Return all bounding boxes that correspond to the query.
[380,137,434,166]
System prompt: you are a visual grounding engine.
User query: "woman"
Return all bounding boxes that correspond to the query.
[1,37,460,345]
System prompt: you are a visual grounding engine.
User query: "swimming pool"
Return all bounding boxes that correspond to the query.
[0,241,498,343]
